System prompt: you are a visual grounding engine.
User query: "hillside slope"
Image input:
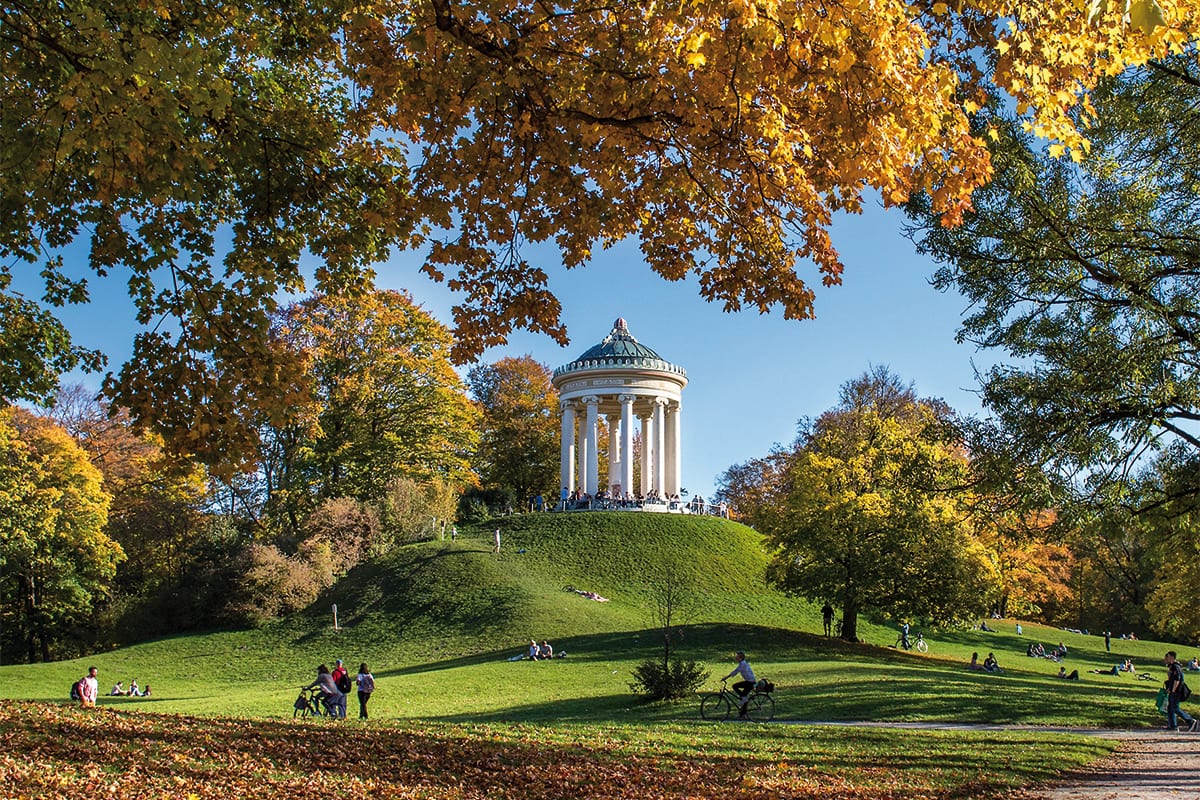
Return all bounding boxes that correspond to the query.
[288,511,820,660]
[0,512,1172,728]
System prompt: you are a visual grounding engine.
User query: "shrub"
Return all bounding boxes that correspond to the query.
[224,543,323,627]
[300,497,380,573]
[629,658,709,702]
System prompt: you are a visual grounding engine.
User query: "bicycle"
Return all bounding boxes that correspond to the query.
[893,632,929,653]
[293,686,333,718]
[699,679,775,722]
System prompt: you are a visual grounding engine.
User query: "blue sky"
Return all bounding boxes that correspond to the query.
[40,201,994,500]
[377,202,996,499]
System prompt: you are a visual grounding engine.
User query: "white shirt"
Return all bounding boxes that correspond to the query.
[725,659,756,683]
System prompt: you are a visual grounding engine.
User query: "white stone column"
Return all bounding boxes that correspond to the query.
[560,401,576,498]
[619,394,635,498]
[577,408,588,496]
[652,397,666,497]
[584,396,600,495]
[639,411,653,497]
[667,402,686,496]
[605,412,620,493]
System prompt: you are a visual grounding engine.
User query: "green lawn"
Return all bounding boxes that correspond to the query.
[0,512,1182,797]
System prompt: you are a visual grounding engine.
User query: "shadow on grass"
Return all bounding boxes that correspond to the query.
[378,623,833,679]
[292,544,528,647]
[370,622,1159,729]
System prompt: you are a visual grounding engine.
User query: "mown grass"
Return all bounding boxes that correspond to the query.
[0,512,1182,796]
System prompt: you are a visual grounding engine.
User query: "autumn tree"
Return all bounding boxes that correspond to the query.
[262,289,478,534]
[46,386,210,604]
[5,0,1195,470]
[466,356,559,507]
[905,55,1200,511]
[724,369,999,641]
[0,407,120,663]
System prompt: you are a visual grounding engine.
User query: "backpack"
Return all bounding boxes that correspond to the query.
[1182,681,1193,702]
[70,679,83,701]
[336,672,352,693]
[359,673,375,694]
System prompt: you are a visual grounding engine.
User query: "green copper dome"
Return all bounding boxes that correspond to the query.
[553,318,686,379]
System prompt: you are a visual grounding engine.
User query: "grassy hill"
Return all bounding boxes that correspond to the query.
[0,512,1185,728]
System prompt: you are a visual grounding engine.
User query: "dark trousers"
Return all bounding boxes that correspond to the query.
[358,690,370,719]
[1168,693,1193,729]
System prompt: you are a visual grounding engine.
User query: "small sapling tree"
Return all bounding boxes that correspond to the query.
[629,565,709,701]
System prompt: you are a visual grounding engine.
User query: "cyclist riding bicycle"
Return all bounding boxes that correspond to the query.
[721,651,757,718]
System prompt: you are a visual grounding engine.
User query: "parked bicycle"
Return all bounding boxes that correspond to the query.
[699,679,775,722]
[894,632,929,653]
[293,686,333,718]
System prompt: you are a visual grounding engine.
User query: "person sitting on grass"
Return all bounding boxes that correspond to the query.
[1057,666,1080,680]
[528,639,541,660]
[110,681,125,696]
[983,653,1001,673]
[537,640,554,659]
[968,652,985,671]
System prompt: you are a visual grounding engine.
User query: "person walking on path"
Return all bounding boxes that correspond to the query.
[822,603,834,637]
[355,663,375,719]
[1164,651,1198,731]
[493,528,501,553]
[721,651,758,718]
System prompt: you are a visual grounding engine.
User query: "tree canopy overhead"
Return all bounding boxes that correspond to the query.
[4,0,1199,468]
[905,54,1200,511]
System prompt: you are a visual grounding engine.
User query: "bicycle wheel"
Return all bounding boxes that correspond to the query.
[744,693,775,722]
[700,693,732,721]
[916,638,928,653]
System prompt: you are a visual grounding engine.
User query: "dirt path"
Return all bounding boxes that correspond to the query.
[1028,730,1200,800]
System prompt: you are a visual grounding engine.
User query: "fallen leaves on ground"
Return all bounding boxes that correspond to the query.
[0,702,1018,799]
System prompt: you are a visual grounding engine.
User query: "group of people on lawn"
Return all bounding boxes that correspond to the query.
[73,667,152,706]
[967,652,1002,673]
[305,659,376,719]
[109,678,151,697]
[527,639,563,660]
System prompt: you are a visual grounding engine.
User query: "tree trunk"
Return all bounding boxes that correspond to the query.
[840,581,859,642]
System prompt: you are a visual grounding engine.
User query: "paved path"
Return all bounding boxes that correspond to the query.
[790,722,1200,799]
[1030,730,1200,800]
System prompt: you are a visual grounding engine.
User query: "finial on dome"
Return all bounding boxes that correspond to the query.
[614,317,627,331]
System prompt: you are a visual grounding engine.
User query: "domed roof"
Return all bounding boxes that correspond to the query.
[575,318,664,362]
[553,318,686,380]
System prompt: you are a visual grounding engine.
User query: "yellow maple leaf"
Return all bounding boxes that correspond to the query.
[1128,0,1166,34]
